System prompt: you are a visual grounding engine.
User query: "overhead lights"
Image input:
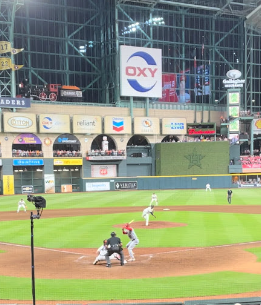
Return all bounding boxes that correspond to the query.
[145,17,165,26]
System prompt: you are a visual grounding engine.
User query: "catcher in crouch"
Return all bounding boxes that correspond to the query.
[93,239,127,265]
[122,223,139,262]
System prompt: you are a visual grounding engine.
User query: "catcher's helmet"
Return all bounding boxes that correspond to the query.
[111,232,116,237]
[103,239,107,244]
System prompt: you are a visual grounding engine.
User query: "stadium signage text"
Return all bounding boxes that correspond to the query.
[115,181,137,190]
[0,97,31,108]
[188,129,215,135]
[223,69,245,88]
[120,46,162,97]
[8,116,33,129]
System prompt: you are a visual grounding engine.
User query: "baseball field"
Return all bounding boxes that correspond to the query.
[1,188,261,303]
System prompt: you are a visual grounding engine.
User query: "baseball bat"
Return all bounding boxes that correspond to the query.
[129,219,135,224]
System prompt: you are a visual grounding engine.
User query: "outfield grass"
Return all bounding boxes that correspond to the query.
[1,188,261,301]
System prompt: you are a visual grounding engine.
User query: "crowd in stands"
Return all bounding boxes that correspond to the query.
[240,155,261,166]
[12,149,43,157]
[162,136,230,143]
[53,150,82,157]
[86,149,126,157]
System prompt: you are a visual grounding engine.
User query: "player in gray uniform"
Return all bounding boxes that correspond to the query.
[122,223,139,261]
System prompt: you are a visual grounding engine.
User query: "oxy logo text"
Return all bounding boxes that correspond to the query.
[126,51,158,93]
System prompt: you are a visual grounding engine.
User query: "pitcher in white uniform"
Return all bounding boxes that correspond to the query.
[142,205,155,226]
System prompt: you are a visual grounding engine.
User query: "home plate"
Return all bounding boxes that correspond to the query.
[163,208,170,211]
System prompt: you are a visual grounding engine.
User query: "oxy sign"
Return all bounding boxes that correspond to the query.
[120,46,162,98]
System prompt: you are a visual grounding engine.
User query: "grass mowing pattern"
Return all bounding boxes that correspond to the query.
[1,188,261,301]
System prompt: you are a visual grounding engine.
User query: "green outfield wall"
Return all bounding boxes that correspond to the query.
[155,142,230,176]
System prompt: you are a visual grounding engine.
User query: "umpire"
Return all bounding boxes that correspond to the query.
[105,232,124,267]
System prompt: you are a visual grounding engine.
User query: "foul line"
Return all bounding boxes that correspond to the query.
[1,240,261,258]
[140,240,261,256]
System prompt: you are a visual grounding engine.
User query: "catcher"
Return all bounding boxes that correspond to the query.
[142,205,155,226]
[93,239,127,265]
[17,198,27,213]
[122,223,139,262]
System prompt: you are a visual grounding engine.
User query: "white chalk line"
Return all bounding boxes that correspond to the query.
[1,240,261,259]
[140,240,261,256]
[0,241,90,256]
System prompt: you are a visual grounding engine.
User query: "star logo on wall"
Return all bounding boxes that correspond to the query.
[185,148,205,169]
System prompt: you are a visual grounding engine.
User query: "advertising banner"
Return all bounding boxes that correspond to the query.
[13,133,42,144]
[3,113,37,133]
[91,164,117,177]
[54,159,82,166]
[3,175,14,195]
[120,45,162,98]
[104,116,132,134]
[39,114,70,133]
[115,181,138,190]
[187,123,216,136]
[0,97,30,108]
[44,174,55,194]
[253,119,261,134]
[159,74,178,102]
[73,115,102,134]
[86,182,110,192]
[22,185,34,193]
[61,185,72,193]
[54,134,80,145]
[13,159,44,166]
[162,118,187,135]
[133,117,159,135]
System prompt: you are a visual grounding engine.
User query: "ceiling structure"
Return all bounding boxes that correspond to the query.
[117,0,261,31]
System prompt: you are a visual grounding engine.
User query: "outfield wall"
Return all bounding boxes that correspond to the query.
[83,175,234,192]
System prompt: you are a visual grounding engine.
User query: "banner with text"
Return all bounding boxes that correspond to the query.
[91,164,117,178]
[162,118,187,135]
[44,174,55,194]
[120,45,162,98]
[4,113,37,133]
[104,116,132,134]
[39,114,70,133]
[73,115,102,134]
[134,117,159,135]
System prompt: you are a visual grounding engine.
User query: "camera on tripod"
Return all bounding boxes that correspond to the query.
[27,194,46,209]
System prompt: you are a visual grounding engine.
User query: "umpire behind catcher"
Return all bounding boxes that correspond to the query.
[105,232,125,267]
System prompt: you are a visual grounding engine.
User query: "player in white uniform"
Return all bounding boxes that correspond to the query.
[142,205,155,226]
[122,223,139,262]
[93,240,127,265]
[206,183,211,191]
[17,198,27,213]
[150,193,158,206]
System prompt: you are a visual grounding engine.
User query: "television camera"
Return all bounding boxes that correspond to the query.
[27,194,46,219]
